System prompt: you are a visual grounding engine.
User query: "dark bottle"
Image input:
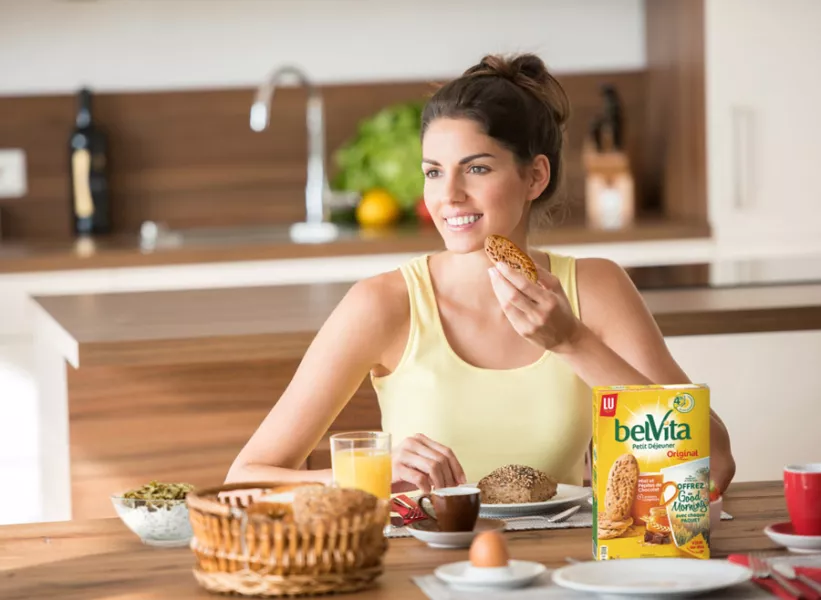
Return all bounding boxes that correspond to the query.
[590,84,624,153]
[69,88,110,235]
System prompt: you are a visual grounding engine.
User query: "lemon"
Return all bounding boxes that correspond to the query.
[356,188,401,228]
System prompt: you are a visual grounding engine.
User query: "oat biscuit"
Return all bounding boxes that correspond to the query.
[604,453,639,521]
[484,235,538,283]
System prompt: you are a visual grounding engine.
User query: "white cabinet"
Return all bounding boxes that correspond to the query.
[666,330,821,484]
[705,0,821,250]
[0,341,40,525]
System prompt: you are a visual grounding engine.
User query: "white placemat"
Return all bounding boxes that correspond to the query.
[387,505,733,539]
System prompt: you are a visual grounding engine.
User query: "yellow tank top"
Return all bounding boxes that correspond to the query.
[372,253,592,486]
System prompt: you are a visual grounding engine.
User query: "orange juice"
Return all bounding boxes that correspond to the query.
[592,384,711,560]
[332,448,392,500]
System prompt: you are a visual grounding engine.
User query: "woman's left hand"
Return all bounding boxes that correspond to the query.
[488,261,582,352]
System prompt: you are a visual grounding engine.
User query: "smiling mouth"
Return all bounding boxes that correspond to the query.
[444,214,483,227]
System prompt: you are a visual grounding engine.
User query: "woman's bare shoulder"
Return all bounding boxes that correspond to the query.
[575,257,644,324]
[575,257,630,287]
[335,268,410,334]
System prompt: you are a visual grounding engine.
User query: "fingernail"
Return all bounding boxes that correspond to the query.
[495,261,507,271]
[488,267,497,278]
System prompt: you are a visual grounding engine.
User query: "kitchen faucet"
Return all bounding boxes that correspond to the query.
[250,65,339,243]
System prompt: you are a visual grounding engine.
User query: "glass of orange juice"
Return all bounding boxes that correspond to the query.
[330,431,392,500]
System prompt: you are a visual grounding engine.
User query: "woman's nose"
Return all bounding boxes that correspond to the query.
[442,173,466,204]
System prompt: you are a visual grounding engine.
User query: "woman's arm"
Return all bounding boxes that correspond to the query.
[568,258,736,492]
[225,273,405,484]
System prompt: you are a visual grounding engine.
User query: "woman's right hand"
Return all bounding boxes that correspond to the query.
[391,433,467,493]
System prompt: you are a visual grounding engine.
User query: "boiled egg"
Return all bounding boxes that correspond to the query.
[469,531,510,568]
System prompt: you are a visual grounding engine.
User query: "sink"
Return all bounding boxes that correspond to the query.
[139,222,363,250]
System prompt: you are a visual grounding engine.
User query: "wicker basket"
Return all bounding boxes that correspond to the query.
[186,482,391,597]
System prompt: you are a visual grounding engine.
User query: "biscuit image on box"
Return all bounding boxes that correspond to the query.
[604,453,639,521]
[597,512,634,539]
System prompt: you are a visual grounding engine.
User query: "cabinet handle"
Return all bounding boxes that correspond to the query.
[732,107,753,210]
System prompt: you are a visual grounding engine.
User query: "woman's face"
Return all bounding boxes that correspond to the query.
[421,117,546,253]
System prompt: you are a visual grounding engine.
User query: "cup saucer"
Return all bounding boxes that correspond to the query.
[764,521,821,553]
[435,560,546,591]
[406,517,505,549]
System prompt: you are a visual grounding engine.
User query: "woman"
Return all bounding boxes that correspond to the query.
[227,53,736,495]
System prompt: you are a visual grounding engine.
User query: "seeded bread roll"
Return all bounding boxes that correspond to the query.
[477,464,558,504]
[291,486,378,526]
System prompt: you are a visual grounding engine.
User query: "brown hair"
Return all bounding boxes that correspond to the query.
[421,53,571,227]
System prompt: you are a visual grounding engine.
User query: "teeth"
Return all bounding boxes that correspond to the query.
[446,215,481,226]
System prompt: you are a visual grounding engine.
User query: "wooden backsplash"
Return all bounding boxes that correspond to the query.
[0,72,650,240]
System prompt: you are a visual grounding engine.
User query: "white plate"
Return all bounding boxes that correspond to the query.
[765,522,821,554]
[474,484,591,518]
[435,560,546,592]
[551,558,752,598]
[406,517,505,549]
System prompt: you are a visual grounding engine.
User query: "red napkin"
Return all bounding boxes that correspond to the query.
[728,554,821,599]
[390,495,428,525]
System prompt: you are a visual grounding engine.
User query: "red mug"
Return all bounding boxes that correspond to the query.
[784,463,821,536]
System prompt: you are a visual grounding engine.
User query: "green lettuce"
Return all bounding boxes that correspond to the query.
[332,100,425,210]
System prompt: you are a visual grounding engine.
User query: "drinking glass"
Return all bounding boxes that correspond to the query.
[330,431,391,500]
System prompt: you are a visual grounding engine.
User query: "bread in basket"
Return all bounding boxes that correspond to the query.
[186,481,391,597]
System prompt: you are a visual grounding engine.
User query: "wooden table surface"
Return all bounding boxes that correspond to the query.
[0,481,792,599]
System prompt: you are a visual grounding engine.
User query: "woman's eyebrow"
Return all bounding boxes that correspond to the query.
[422,153,495,166]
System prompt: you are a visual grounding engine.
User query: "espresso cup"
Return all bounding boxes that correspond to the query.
[417,487,481,532]
[784,463,821,536]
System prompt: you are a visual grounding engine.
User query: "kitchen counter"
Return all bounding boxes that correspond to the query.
[31,275,821,369]
[0,217,709,274]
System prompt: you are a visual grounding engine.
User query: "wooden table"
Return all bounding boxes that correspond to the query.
[0,482,791,599]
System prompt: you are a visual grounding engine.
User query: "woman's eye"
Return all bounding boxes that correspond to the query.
[424,169,441,179]
[468,165,489,174]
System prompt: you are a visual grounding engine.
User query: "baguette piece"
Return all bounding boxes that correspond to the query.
[477,464,558,504]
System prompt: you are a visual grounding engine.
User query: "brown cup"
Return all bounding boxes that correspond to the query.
[417,487,481,532]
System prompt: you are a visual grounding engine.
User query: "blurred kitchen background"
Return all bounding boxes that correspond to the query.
[1,0,819,526]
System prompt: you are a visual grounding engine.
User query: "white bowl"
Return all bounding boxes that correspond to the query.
[111,495,193,547]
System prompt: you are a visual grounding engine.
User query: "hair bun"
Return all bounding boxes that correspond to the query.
[469,53,569,127]
[474,53,548,85]
[509,54,550,84]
